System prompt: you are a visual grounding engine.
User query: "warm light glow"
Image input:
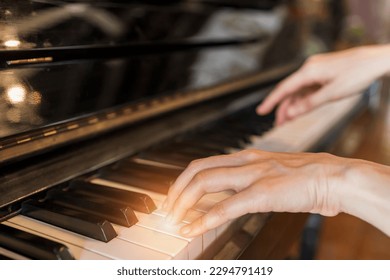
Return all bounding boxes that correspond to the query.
[28,91,42,105]
[4,39,21,48]
[6,85,27,104]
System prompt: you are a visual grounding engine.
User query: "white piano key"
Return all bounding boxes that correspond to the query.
[153,207,216,249]
[202,228,217,249]
[134,211,202,259]
[216,221,233,238]
[154,207,201,223]
[0,247,30,260]
[248,95,362,153]
[113,225,188,260]
[8,216,172,260]
[92,178,218,253]
[3,221,109,260]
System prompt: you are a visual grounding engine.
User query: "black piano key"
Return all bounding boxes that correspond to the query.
[173,138,229,153]
[112,161,180,182]
[46,190,138,227]
[120,160,183,178]
[147,148,211,162]
[209,127,252,143]
[169,141,226,155]
[100,168,172,195]
[135,150,193,168]
[155,145,221,158]
[68,180,157,213]
[21,200,117,243]
[222,119,261,135]
[218,119,261,135]
[225,111,275,135]
[0,224,74,260]
[188,133,244,149]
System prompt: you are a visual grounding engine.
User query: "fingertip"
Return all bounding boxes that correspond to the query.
[165,213,174,224]
[180,225,192,236]
[256,105,268,115]
[168,207,186,225]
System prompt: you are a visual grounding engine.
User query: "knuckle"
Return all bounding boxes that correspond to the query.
[302,57,320,72]
[306,54,323,64]
[192,170,209,189]
[302,62,316,76]
[187,159,202,170]
[239,149,261,161]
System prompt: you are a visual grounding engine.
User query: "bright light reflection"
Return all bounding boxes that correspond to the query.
[6,85,27,104]
[4,39,21,48]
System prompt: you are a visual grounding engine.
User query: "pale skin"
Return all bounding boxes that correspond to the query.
[163,44,390,238]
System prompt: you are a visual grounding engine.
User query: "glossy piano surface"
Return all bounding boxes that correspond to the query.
[0,0,299,140]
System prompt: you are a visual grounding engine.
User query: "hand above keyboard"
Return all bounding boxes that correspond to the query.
[257,44,390,126]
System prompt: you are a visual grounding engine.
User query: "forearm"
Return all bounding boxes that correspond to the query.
[383,45,390,76]
[361,44,390,77]
[337,159,390,236]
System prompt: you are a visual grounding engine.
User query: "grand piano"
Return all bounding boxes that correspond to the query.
[0,0,371,260]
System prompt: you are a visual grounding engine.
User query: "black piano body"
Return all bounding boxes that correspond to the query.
[0,0,366,260]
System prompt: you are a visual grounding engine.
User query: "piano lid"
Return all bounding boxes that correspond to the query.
[0,0,302,162]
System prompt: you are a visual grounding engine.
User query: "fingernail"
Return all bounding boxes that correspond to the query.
[180,225,192,236]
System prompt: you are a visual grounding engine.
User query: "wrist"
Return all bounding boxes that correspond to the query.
[337,159,390,236]
[361,44,390,76]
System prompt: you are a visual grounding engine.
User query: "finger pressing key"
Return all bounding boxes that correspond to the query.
[179,190,256,237]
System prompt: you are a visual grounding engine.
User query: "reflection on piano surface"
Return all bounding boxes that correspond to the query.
[0,0,369,259]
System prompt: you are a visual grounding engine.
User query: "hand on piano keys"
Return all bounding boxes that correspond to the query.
[1,93,370,259]
[163,150,352,237]
[163,146,390,239]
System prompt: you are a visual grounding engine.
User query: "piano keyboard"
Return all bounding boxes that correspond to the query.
[0,94,363,260]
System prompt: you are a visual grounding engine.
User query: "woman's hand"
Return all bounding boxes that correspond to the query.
[163,149,354,237]
[257,45,390,125]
